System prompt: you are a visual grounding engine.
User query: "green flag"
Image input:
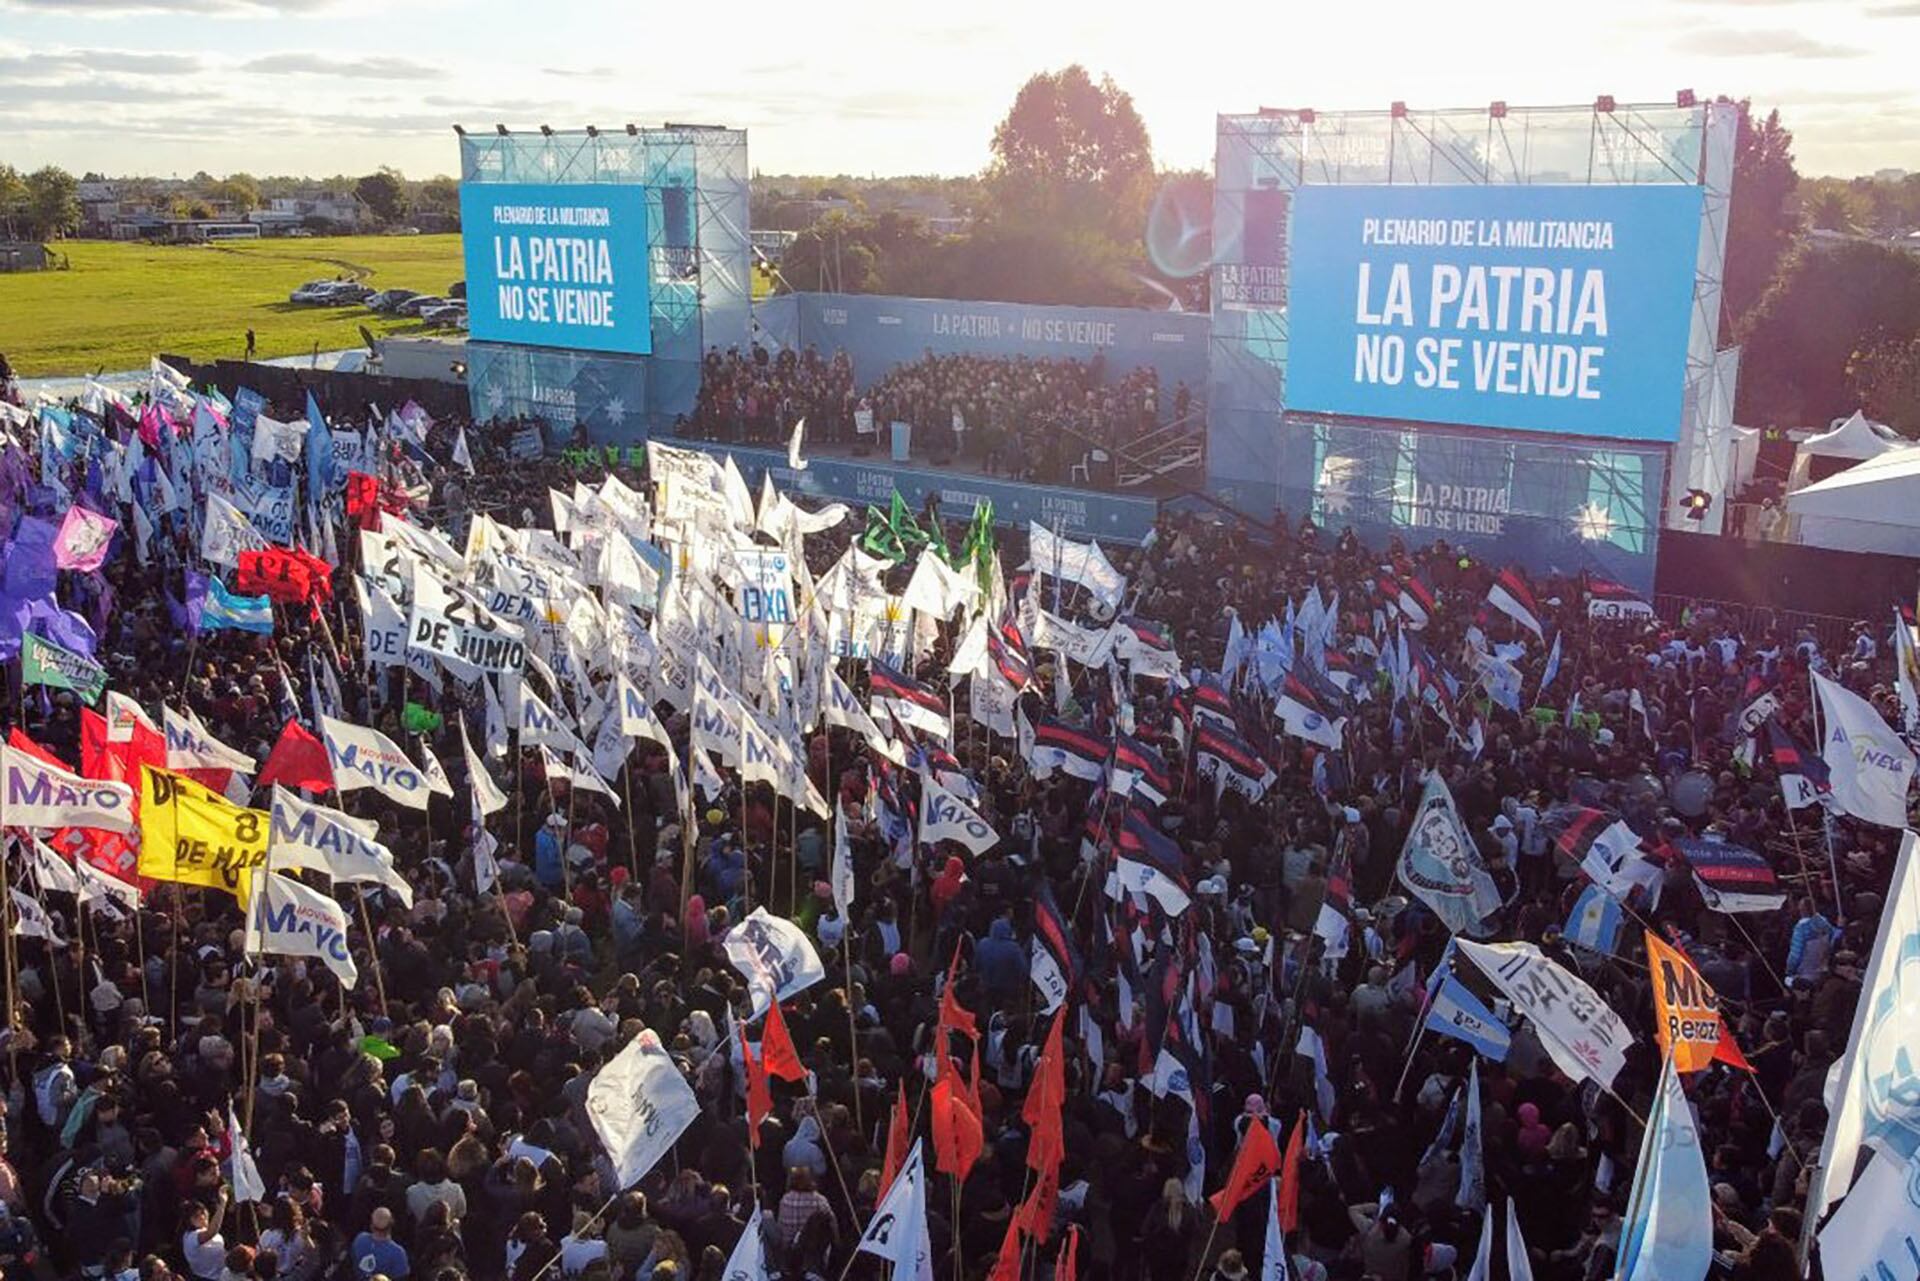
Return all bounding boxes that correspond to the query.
[860,491,929,564]
[402,701,444,734]
[21,632,106,704]
[890,492,928,552]
[962,500,996,591]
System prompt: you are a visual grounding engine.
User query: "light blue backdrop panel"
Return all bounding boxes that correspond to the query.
[788,294,1210,398]
[1285,184,1703,440]
[460,182,654,355]
[693,442,1160,545]
[1202,413,1663,594]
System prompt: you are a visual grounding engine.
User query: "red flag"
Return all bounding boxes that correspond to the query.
[879,1081,911,1198]
[1018,1162,1059,1243]
[1055,1224,1080,1281]
[1275,1112,1306,1233]
[346,472,384,531]
[8,729,68,769]
[931,1074,983,1180]
[1023,1007,1069,1174]
[760,998,806,1083]
[256,717,334,793]
[939,941,978,1041]
[238,548,332,607]
[1209,1117,1282,1221]
[75,709,157,890]
[743,1035,772,1150]
[968,1039,986,1122]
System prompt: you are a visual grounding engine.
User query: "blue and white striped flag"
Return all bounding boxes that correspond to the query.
[1563,883,1624,955]
[201,577,274,634]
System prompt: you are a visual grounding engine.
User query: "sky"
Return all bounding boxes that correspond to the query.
[0,0,1914,182]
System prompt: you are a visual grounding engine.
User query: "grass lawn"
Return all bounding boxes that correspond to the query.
[0,234,467,377]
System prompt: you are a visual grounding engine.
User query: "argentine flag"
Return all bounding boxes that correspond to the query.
[201,577,274,635]
[1562,883,1624,955]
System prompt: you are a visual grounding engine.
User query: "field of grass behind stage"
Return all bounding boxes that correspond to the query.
[0,234,467,378]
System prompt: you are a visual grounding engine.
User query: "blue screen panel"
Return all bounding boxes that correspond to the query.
[1284,184,1702,440]
[459,182,653,355]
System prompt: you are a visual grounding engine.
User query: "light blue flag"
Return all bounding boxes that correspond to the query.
[305,392,335,501]
[1424,974,1512,1062]
[1616,1054,1713,1281]
[1562,884,1624,955]
[1538,631,1562,701]
[201,578,274,635]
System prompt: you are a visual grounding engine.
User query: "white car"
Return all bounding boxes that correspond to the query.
[289,281,342,304]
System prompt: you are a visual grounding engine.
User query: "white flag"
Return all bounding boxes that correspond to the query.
[587,1029,699,1189]
[1030,937,1068,1014]
[10,889,61,944]
[1463,1203,1493,1281]
[787,416,808,470]
[1813,669,1915,828]
[320,715,435,810]
[461,722,508,817]
[1506,1199,1535,1281]
[692,747,724,804]
[540,746,621,807]
[1456,1057,1484,1212]
[244,871,357,989]
[1615,1054,1712,1281]
[417,741,454,798]
[723,907,826,1018]
[723,1207,769,1281]
[452,425,474,475]
[164,706,256,774]
[856,1140,932,1281]
[0,744,135,832]
[1028,522,1127,610]
[267,787,414,908]
[830,811,856,919]
[229,1103,268,1203]
[201,492,268,567]
[75,857,140,914]
[1455,939,1631,1088]
[1809,828,1920,1221]
[24,837,81,895]
[918,774,999,855]
[822,668,904,765]
[1261,1179,1291,1281]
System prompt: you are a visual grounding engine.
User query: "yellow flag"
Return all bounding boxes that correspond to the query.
[137,766,267,905]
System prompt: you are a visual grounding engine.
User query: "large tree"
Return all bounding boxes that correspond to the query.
[987,65,1154,238]
[1720,101,1799,338]
[354,168,409,225]
[206,173,260,214]
[1736,238,1920,427]
[0,164,26,238]
[1848,334,1920,439]
[22,166,80,240]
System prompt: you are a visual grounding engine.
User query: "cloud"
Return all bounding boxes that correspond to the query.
[240,52,441,78]
[0,48,205,75]
[541,65,617,78]
[0,0,336,12]
[0,77,204,104]
[1865,0,1920,13]
[1671,27,1866,56]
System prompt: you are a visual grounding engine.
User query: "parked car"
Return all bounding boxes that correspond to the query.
[289,281,343,304]
[397,295,446,317]
[365,288,421,313]
[322,283,374,305]
[420,302,468,327]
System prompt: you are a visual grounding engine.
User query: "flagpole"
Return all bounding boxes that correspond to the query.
[354,888,389,1018]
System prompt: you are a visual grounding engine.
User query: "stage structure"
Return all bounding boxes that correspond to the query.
[1208,100,1737,592]
[457,125,751,438]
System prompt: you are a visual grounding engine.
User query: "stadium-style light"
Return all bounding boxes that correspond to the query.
[452,124,465,136]
[495,124,508,136]
[1298,108,1316,124]
[585,125,599,138]
[1681,488,1713,521]
[1489,101,1508,119]
[1676,89,1696,108]
[625,123,638,136]
[1390,100,1408,118]
[1596,95,1616,113]
[450,361,468,379]
[539,124,554,137]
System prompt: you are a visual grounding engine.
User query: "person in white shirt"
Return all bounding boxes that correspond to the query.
[180,1190,230,1281]
[559,1211,610,1279]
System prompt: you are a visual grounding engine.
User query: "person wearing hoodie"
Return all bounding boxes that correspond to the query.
[781,1114,827,1182]
[974,916,1025,1002]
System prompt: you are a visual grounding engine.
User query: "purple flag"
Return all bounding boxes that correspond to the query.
[182,571,209,636]
[6,517,58,600]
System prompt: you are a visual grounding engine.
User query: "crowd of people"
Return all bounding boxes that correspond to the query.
[0,356,1903,1281]
[684,344,1195,485]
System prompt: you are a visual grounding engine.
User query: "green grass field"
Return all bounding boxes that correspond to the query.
[0,234,467,377]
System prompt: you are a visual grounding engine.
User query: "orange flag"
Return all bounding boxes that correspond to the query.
[761,998,807,1082]
[939,941,979,1041]
[931,1074,984,1180]
[1055,1224,1081,1280]
[743,1035,773,1149]
[1019,1161,1060,1243]
[968,1039,986,1122]
[987,1214,1025,1281]
[1275,1112,1306,1232]
[1645,930,1753,1073]
[1209,1116,1283,1220]
[879,1081,911,1197]
[1023,1008,1068,1174]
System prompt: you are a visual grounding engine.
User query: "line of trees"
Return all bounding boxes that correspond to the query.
[0,165,80,241]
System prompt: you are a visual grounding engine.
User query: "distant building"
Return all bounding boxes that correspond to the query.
[248,192,365,232]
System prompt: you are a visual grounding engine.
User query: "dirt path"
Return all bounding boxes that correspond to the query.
[207,245,377,279]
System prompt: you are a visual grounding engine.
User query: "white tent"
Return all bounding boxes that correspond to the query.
[1787,446,1920,555]
[1787,410,1910,492]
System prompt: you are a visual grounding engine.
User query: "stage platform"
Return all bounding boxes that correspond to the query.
[669,434,1167,544]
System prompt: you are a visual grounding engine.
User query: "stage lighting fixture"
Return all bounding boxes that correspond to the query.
[452,124,465,136]
[1676,88,1696,108]
[450,361,468,379]
[1390,100,1408,118]
[1489,101,1507,119]
[1596,95,1616,113]
[1298,108,1316,124]
[626,124,638,135]
[1681,488,1712,521]
[540,124,554,137]
[586,125,599,138]
[495,124,508,136]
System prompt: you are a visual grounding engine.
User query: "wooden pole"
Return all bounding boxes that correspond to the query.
[355,889,388,1018]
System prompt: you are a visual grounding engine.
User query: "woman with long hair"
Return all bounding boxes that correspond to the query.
[1139,1177,1198,1280]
